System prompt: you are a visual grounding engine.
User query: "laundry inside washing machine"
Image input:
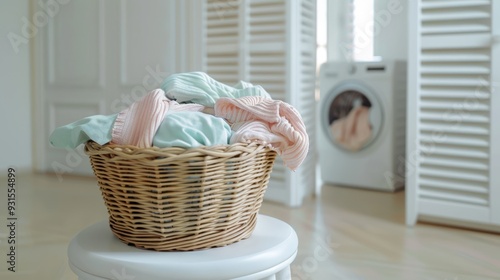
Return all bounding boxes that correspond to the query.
[322,80,384,153]
[328,90,373,151]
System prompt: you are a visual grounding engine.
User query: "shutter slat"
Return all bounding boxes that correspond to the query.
[420,89,490,99]
[205,66,239,73]
[420,77,489,87]
[421,146,489,161]
[420,100,489,111]
[421,53,490,62]
[420,135,489,148]
[421,0,489,9]
[422,25,489,35]
[250,0,283,4]
[248,56,284,64]
[249,65,285,73]
[207,56,238,64]
[422,34,492,49]
[420,112,489,123]
[207,26,238,36]
[250,5,283,15]
[420,123,489,135]
[249,14,285,24]
[206,45,238,54]
[420,178,488,194]
[249,25,284,33]
[420,66,490,75]
[421,157,489,171]
[419,189,488,205]
[207,10,238,20]
[420,167,488,183]
[422,11,489,21]
[249,42,286,52]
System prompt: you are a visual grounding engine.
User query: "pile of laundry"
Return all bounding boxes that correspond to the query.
[50,72,309,170]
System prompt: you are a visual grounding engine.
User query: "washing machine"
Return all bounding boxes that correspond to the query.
[317,60,407,191]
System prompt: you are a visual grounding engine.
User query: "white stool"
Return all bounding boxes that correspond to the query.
[68,215,298,280]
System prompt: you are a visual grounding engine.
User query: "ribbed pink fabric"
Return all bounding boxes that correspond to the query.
[112,89,170,148]
[111,89,204,148]
[111,91,308,170]
[214,96,309,171]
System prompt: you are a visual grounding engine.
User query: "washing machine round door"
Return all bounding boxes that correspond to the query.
[321,80,384,152]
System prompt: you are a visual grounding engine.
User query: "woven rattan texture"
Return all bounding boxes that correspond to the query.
[84,141,277,251]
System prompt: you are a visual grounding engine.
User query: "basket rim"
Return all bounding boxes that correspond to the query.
[84,140,275,152]
[84,141,278,163]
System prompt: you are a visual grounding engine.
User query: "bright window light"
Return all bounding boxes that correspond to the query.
[352,0,374,61]
[316,0,327,73]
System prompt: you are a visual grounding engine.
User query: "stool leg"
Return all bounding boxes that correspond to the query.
[275,265,291,280]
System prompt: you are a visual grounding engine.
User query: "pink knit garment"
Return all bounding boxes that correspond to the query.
[215,96,309,171]
[111,89,204,147]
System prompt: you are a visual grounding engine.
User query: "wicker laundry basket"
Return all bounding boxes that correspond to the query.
[84,141,277,251]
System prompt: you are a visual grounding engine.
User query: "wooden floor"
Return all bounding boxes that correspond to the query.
[262,186,500,280]
[0,173,499,279]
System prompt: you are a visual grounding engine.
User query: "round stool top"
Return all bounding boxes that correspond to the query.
[68,215,298,280]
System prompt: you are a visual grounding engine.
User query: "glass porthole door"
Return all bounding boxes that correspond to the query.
[322,81,384,152]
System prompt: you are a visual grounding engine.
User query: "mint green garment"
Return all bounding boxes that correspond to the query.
[153,111,231,148]
[49,112,230,149]
[160,72,271,107]
[49,114,117,148]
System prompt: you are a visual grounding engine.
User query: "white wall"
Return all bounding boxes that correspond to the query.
[0,0,32,171]
[326,0,350,61]
[373,0,408,60]
[326,0,408,62]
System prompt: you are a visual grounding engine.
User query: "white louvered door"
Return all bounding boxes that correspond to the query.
[205,0,240,84]
[204,0,317,206]
[407,0,500,229]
